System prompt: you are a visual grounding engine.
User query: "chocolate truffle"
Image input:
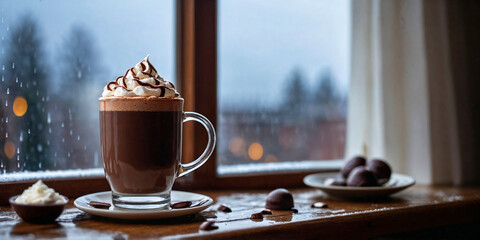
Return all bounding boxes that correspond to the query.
[341,156,366,179]
[366,159,392,185]
[265,188,294,210]
[346,166,379,187]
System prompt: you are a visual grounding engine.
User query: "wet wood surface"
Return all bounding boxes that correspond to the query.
[1,185,480,239]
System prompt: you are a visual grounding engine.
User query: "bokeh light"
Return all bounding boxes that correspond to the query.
[4,141,16,159]
[229,137,246,157]
[248,142,263,161]
[13,96,28,117]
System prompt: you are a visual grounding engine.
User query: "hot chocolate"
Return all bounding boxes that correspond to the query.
[99,55,215,210]
[100,98,183,194]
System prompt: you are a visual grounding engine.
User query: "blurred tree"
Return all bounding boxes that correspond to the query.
[1,15,51,171]
[314,70,345,121]
[314,70,338,104]
[55,24,101,169]
[282,68,308,116]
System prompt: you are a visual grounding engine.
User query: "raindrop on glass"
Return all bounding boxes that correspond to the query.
[17,155,19,161]
[36,90,39,96]
[47,113,51,124]
[5,117,8,123]
[61,122,64,128]
[17,162,20,168]
[48,127,52,134]
[39,162,42,169]
[19,131,23,142]
[41,97,44,102]
[54,152,57,157]
[20,82,22,88]
[37,144,43,152]
[77,70,82,79]
[47,140,50,146]
[0,162,3,168]
[2,65,4,71]
[6,88,8,94]
[77,135,80,141]
[12,62,14,69]
[33,67,37,74]
[17,148,19,154]
[69,129,73,136]
[62,138,65,143]
[1,75,4,82]
[15,77,18,83]
[67,152,71,158]
[5,100,7,107]
[5,132,8,138]
[27,129,31,134]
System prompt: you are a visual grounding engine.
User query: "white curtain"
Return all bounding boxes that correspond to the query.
[346,0,466,185]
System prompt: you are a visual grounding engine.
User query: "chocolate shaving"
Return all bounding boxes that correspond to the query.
[217,204,232,212]
[171,201,192,209]
[199,221,218,231]
[89,201,111,209]
[250,212,263,219]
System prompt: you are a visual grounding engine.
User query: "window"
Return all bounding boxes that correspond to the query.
[0,0,175,179]
[217,0,351,175]
[1,0,351,194]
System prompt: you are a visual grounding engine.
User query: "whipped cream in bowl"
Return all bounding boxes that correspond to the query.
[10,180,68,223]
[102,55,179,98]
[15,180,67,204]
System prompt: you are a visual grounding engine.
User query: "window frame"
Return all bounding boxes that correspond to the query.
[176,0,340,189]
[0,0,343,205]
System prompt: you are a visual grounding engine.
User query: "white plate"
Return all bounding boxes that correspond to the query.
[74,191,213,220]
[303,172,415,199]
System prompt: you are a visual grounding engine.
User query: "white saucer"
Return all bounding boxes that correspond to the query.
[74,191,213,220]
[303,172,415,199]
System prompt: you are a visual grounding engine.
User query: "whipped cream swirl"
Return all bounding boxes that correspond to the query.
[15,180,67,204]
[102,55,179,98]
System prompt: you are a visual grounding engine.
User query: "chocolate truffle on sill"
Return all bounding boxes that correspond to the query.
[341,156,366,179]
[266,188,294,210]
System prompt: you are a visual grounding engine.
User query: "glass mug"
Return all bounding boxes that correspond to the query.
[99,97,215,209]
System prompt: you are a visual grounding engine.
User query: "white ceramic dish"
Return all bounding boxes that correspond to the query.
[303,172,415,198]
[74,191,213,220]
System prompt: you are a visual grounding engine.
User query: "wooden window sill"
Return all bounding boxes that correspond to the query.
[1,185,479,239]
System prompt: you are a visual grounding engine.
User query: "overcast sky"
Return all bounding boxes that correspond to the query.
[1,0,350,108]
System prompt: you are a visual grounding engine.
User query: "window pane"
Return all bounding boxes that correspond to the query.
[0,0,175,175]
[217,0,351,174]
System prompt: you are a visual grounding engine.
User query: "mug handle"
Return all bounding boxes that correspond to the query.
[178,111,216,178]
